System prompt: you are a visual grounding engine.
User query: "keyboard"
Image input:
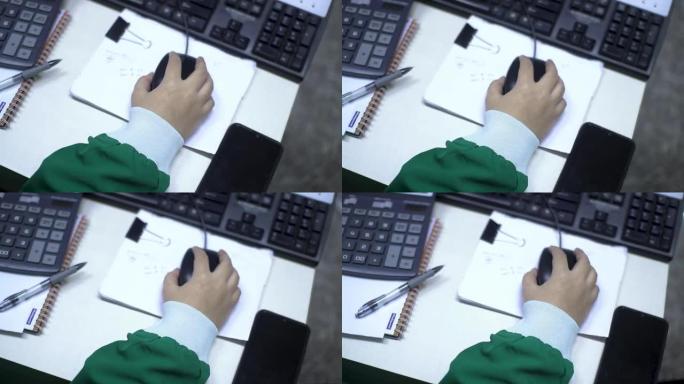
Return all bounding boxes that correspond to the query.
[438,193,683,262]
[342,0,413,78]
[0,0,62,69]
[423,0,670,78]
[0,193,81,275]
[93,193,333,266]
[342,193,435,280]
[100,0,328,82]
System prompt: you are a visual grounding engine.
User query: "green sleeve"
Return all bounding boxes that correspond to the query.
[21,134,169,192]
[72,330,210,384]
[386,138,527,192]
[440,330,574,384]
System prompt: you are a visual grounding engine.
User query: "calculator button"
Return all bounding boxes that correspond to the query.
[0,213,7,221]
[19,10,33,20]
[384,245,401,268]
[11,250,26,260]
[57,210,71,218]
[352,254,367,264]
[15,238,29,249]
[368,255,383,266]
[394,222,408,232]
[399,258,414,270]
[368,57,383,69]
[362,31,378,42]
[27,24,43,36]
[372,45,387,56]
[368,19,382,30]
[1,32,21,56]
[405,235,419,245]
[390,233,404,243]
[46,242,60,253]
[43,208,56,216]
[342,253,351,263]
[27,239,45,262]
[358,242,370,252]
[7,225,18,234]
[35,228,49,239]
[33,12,47,24]
[17,48,31,60]
[0,247,9,258]
[378,33,392,44]
[360,230,373,240]
[371,244,385,254]
[22,36,36,47]
[402,247,416,258]
[19,227,33,237]
[10,214,23,223]
[353,42,372,66]
[39,217,53,227]
[49,230,64,241]
[38,3,52,11]
[1,236,14,246]
[14,21,29,32]
[53,219,68,230]
[408,223,422,234]
[41,253,57,265]
[376,232,388,242]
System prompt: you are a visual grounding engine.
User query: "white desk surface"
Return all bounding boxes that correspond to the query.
[342,2,646,191]
[0,0,298,192]
[342,201,670,383]
[0,197,315,383]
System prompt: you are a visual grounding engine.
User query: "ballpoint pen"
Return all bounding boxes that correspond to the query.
[355,265,443,318]
[342,67,413,105]
[0,59,62,92]
[0,262,86,312]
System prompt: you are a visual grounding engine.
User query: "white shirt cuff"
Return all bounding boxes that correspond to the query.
[509,300,579,360]
[465,110,540,175]
[108,107,184,174]
[145,301,218,363]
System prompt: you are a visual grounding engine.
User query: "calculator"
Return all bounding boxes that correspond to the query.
[342,0,413,78]
[0,193,81,275]
[0,0,62,69]
[342,193,435,280]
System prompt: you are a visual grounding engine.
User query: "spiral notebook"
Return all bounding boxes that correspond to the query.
[0,215,88,334]
[342,218,442,339]
[0,10,71,128]
[341,19,418,137]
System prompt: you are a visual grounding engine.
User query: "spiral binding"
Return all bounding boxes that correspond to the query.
[390,218,442,339]
[31,216,88,333]
[355,19,419,136]
[0,12,72,128]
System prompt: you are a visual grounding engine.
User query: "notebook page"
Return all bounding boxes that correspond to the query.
[342,275,405,338]
[458,211,627,338]
[99,210,273,341]
[71,9,256,154]
[0,273,47,333]
[424,16,604,154]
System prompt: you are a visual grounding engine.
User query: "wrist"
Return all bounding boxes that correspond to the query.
[509,300,579,360]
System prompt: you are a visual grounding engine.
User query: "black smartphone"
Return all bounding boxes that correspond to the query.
[233,310,310,384]
[594,306,668,384]
[196,123,283,192]
[554,123,635,192]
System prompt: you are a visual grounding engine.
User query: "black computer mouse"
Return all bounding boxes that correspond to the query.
[178,248,220,286]
[502,56,547,95]
[537,247,577,285]
[150,53,197,91]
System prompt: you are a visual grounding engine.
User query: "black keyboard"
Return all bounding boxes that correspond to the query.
[342,0,413,78]
[342,193,435,280]
[438,192,683,262]
[100,0,327,82]
[0,0,61,69]
[93,193,333,266]
[423,0,670,78]
[0,193,81,275]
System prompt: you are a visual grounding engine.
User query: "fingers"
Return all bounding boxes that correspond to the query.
[228,269,240,290]
[192,247,210,276]
[133,72,154,95]
[573,248,591,274]
[540,59,560,89]
[188,56,210,91]
[202,98,215,114]
[517,56,534,85]
[162,268,180,298]
[486,76,505,102]
[550,78,565,101]
[163,52,182,84]
[522,268,539,290]
[198,74,214,101]
[231,287,241,304]
[549,246,570,274]
[215,249,234,280]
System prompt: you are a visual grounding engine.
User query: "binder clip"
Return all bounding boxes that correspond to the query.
[125,218,170,246]
[480,219,525,247]
[106,17,152,49]
[454,23,499,54]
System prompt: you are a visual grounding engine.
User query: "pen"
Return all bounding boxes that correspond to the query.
[0,262,86,312]
[342,67,413,105]
[355,265,443,319]
[0,59,62,92]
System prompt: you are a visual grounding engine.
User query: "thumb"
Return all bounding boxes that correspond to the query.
[162,268,180,300]
[485,76,505,106]
[522,268,539,293]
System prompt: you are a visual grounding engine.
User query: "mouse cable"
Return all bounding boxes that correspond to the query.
[520,0,538,59]
[192,196,209,250]
[543,195,563,248]
[182,12,190,56]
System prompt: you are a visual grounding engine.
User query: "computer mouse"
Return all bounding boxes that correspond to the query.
[536,248,577,285]
[502,56,547,95]
[178,248,220,286]
[150,53,197,91]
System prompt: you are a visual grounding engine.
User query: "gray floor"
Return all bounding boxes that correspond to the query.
[623,0,684,190]
[269,0,341,192]
[660,230,684,380]
[299,199,341,384]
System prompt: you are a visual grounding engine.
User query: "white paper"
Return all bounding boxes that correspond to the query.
[71,9,256,154]
[341,76,374,135]
[342,275,404,338]
[619,0,672,16]
[99,210,273,341]
[280,0,331,17]
[424,16,604,154]
[0,272,48,333]
[458,212,627,338]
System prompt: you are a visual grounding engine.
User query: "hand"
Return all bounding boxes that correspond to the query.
[131,53,215,140]
[522,246,598,326]
[162,247,240,329]
[485,56,566,141]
